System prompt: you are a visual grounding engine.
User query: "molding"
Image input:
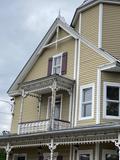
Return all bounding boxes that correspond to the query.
[74,13,82,126]
[79,83,95,120]
[98,3,103,48]
[96,69,101,124]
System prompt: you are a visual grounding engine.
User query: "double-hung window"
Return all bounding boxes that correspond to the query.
[52,54,62,75]
[104,82,120,118]
[80,84,94,120]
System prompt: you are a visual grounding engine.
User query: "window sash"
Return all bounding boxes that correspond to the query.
[105,85,120,117]
[80,84,94,119]
[52,55,62,75]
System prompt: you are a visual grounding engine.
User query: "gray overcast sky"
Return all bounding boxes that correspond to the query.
[0,0,83,133]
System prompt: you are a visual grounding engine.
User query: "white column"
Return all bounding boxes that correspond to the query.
[19,90,25,123]
[50,81,57,130]
[69,91,73,124]
[114,133,120,160]
[48,139,57,160]
[95,143,100,160]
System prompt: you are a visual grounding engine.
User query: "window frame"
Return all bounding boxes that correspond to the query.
[103,82,120,119]
[13,154,27,160]
[79,83,95,120]
[102,149,118,160]
[52,53,63,75]
[46,94,63,120]
[77,149,93,160]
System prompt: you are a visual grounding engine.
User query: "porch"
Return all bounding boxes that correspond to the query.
[18,119,70,134]
[1,123,120,160]
[17,74,75,134]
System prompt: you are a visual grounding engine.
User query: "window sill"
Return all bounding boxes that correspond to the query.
[103,115,120,120]
[79,116,94,121]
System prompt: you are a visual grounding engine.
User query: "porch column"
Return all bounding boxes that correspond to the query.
[50,81,57,130]
[68,91,73,126]
[5,143,12,160]
[95,143,100,160]
[19,90,26,123]
[48,139,57,160]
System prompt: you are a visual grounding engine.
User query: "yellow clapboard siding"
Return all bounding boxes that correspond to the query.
[81,5,99,47]
[102,4,120,60]
[76,42,109,126]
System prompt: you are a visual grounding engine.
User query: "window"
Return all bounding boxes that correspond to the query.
[47,95,62,120]
[102,149,118,160]
[104,82,120,118]
[52,55,62,75]
[13,154,27,160]
[80,84,94,120]
[47,52,67,76]
[77,150,93,160]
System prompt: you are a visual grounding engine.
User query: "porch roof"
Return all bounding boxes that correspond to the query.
[0,123,120,148]
[20,74,75,94]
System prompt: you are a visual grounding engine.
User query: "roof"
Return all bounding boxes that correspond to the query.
[71,0,120,27]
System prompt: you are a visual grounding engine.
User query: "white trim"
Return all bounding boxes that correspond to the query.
[74,13,82,126]
[103,82,120,119]
[77,149,93,160]
[52,52,63,75]
[96,69,101,124]
[102,149,117,160]
[46,94,62,120]
[79,83,95,120]
[73,39,78,80]
[13,153,27,160]
[95,143,100,160]
[43,35,72,49]
[98,3,103,48]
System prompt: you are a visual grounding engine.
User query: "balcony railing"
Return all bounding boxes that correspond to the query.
[18,119,71,134]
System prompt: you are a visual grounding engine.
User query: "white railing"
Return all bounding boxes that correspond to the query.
[18,119,70,134]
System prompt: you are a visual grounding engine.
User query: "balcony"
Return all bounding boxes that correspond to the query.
[18,119,71,134]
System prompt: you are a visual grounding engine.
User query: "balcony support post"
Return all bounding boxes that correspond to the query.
[48,139,57,160]
[38,95,42,120]
[50,81,57,130]
[19,90,26,123]
[68,91,73,125]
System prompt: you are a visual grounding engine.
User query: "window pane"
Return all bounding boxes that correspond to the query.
[54,56,61,65]
[54,101,61,119]
[79,154,90,160]
[107,102,119,116]
[83,88,92,102]
[107,86,119,101]
[106,154,119,160]
[82,103,92,117]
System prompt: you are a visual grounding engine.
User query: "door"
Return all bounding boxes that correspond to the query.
[77,150,93,160]
[47,96,61,120]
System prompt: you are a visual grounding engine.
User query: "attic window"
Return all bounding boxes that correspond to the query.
[52,54,62,75]
[47,52,67,76]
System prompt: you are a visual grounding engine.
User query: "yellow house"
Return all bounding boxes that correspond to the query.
[1,0,120,160]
